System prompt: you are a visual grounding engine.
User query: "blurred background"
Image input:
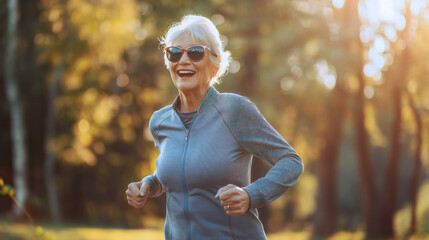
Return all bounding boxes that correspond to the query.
[1,0,429,239]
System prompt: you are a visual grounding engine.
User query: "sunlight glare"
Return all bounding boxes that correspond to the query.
[315,60,337,90]
[332,0,345,8]
[410,0,427,15]
[360,27,374,43]
[384,25,397,41]
[394,14,406,30]
[323,75,336,89]
[373,54,386,69]
[374,36,387,52]
[364,63,377,77]
[361,0,412,31]
[379,0,396,23]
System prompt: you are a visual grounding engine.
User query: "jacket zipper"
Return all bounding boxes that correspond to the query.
[177,112,197,240]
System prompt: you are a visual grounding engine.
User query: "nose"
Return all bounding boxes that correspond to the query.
[178,50,191,64]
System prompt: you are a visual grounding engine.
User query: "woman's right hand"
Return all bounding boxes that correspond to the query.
[126,181,150,208]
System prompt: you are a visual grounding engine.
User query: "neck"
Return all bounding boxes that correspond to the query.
[178,86,210,113]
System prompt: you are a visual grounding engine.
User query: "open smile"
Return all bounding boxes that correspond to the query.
[177,70,196,77]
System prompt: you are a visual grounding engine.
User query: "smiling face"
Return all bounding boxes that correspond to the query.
[167,34,219,94]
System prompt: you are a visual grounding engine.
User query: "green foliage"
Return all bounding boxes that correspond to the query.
[0,178,14,197]
[0,178,54,239]
[33,226,53,240]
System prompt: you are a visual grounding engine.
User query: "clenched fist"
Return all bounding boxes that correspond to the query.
[126,181,150,208]
[215,184,250,216]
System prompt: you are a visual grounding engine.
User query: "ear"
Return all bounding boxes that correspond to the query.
[212,64,220,78]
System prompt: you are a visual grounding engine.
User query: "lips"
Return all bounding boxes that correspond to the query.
[177,70,196,77]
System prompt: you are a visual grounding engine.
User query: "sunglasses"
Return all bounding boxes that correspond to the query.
[165,45,217,62]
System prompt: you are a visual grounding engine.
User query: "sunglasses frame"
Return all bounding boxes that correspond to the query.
[164,45,218,62]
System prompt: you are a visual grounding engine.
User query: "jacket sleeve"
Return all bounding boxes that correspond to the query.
[218,95,304,209]
[141,110,163,197]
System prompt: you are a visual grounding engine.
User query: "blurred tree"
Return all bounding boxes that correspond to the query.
[380,1,411,237]
[406,88,423,235]
[405,8,429,234]
[313,1,350,236]
[43,0,70,223]
[4,0,30,220]
[346,0,380,237]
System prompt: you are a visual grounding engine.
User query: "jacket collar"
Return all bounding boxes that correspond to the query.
[172,86,219,114]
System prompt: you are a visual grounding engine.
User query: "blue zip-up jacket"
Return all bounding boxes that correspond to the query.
[143,86,303,240]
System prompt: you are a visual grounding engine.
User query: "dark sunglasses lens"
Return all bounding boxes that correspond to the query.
[187,46,205,61]
[167,47,183,62]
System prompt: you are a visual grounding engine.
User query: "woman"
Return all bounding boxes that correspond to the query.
[126,15,303,240]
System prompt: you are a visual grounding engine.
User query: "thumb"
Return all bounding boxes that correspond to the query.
[140,182,150,197]
[215,184,236,198]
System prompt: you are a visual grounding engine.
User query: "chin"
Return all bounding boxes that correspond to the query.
[176,80,199,92]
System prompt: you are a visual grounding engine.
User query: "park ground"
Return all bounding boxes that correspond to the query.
[1,221,429,240]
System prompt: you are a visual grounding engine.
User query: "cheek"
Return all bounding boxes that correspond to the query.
[169,65,177,77]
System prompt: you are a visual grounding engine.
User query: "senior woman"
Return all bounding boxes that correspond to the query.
[126,15,303,239]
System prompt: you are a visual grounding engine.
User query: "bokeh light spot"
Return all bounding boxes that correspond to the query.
[332,0,344,8]
[116,73,129,87]
[229,61,240,74]
[364,86,375,99]
[79,119,90,133]
[211,14,225,25]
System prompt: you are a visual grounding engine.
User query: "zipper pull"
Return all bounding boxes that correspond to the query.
[185,128,189,141]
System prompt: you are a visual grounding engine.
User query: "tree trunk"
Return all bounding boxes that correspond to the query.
[44,58,65,223]
[348,0,380,236]
[44,1,69,223]
[353,72,380,238]
[380,83,402,237]
[4,0,30,220]
[405,90,422,236]
[313,81,348,236]
[379,2,410,237]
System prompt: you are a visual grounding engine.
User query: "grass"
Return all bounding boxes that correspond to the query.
[1,221,429,240]
[0,221,164,240]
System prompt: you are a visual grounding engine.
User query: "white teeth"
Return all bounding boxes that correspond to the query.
[178,70,195,74]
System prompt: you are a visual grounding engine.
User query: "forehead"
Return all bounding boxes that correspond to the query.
[169,33,206,48]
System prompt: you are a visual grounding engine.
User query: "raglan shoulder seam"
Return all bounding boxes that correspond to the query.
[150,105,173,147]
[211,93,256,154]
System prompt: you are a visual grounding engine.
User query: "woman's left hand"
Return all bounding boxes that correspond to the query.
[215,184,250,216]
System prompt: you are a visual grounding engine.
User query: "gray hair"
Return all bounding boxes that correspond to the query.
[160,15,231,85]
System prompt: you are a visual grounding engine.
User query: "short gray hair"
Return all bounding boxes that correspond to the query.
[160,15,231,85]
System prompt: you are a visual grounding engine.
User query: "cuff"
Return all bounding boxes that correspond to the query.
[141,175,159,196]
[244,183,266,209]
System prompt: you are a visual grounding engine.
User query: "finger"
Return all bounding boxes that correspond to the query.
[220,196,241,206]
[139,182,150,197]
[218,187,239,201]
[223,205,239,211]
[126,187,143,200]
[129,182,141,196]
[128,198,146,208]
[127,194,147,204]
[129,201,144,209]
[127,199,139,208]
[215,184,236,198]
[226,209,245,216]
[223,201,243,211]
